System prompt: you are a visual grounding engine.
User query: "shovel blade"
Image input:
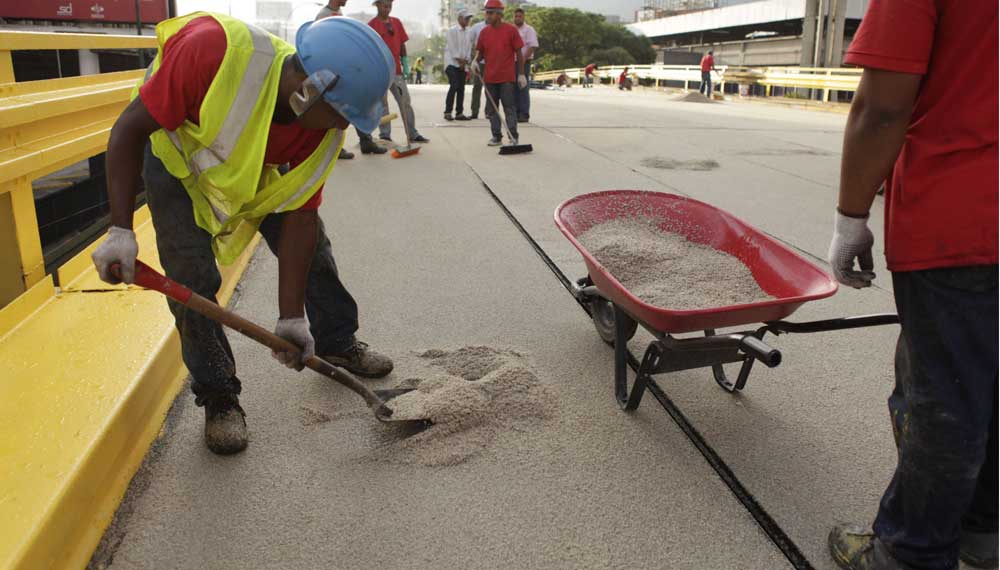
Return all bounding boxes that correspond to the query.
[372,387,433,428]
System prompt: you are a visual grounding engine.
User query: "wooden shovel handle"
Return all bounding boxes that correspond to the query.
[119,260,386,410]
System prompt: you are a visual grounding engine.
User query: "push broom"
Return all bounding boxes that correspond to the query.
[474,67,533,156]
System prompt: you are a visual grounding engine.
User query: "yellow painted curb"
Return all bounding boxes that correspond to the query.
[0,227,260,570]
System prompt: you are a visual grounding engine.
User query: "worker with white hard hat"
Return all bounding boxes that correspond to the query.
[91,13,396,456]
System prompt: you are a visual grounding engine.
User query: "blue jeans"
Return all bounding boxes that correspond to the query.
[143,145,359,405]
[874,265,998,569]
[699,70,712,96]
[486,82,518,140]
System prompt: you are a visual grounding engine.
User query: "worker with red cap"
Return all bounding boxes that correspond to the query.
[471,0,526,147]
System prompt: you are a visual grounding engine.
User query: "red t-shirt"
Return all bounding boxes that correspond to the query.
[476,23,524,84]
[700,54,714,72]
[584,63,596,75]
[845,0,998,271]
[368,17,408,75]
[138,16,327,210]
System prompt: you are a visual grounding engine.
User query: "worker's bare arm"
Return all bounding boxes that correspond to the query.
[107,97,162,229]
[277,209,318,319]
[839,68,921,216]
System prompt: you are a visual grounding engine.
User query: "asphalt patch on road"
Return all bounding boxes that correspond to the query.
[640,157,720,171]
[735,148,832,157]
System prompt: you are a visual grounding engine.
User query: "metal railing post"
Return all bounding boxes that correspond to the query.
[0,179,45,305]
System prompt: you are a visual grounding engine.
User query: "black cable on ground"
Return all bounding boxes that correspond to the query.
[464,159,815,570]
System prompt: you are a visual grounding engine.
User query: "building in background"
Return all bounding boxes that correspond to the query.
[629,0,865,67]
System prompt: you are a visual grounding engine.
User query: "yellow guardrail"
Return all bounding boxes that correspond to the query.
[0,30,260,570]
[0,31,154,306]
[534,63,861,102]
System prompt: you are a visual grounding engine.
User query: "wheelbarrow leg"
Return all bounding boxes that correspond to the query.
[614,304,631,407]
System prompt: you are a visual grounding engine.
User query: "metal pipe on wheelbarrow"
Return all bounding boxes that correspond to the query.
[739,336,781,368]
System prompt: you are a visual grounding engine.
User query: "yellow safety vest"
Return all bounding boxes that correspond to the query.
[135,12,344,264]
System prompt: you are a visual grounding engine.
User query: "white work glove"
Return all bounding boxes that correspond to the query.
[518,74,528,89]
[91,226,139,284]
[827,210,876,289]
[470,60,480,75]
[272,316,315,370]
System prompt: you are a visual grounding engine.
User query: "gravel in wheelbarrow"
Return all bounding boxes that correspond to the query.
[554,190,838,334]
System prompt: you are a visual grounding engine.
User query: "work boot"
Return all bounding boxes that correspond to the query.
[323,341,393,378]
[961,529,999,568]
[488,137,502,146]
[338,148,354,160]
[204,395,248,455]
[828,524,940,570]
[411,134,430,143]
[470,113,479,119]
[359,139,387,155]
[455,113,471,121]
[444,112,454,121]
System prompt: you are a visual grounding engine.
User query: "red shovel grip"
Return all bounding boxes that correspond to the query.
[111,260,193,304]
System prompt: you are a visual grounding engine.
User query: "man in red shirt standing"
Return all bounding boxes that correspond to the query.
[825,1,998,569]
[472,0,525,147]
[90,14,397,456]
[368,0,429,144]
[699,50,716,99]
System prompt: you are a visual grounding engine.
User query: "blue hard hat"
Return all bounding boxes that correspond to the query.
[295,17,393,134]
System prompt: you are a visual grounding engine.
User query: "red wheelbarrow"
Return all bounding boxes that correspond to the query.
[555,190,898,409]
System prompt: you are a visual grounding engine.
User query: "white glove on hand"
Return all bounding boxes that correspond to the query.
[272,317,315,370]
[518,74,528,89]
[91,226,139,284]
[827,210,876,289]
[470,60,480,75]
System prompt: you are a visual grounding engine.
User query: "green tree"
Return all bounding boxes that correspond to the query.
[587,46,635,67]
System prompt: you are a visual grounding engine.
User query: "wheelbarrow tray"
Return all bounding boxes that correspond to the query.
[554,190,838,333]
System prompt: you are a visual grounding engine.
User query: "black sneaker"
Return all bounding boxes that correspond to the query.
[411,134,430,143]
[444,112,454,121]
[379,135,393,142]
[828,524,938,570]
[488,137,502,147]
[360,140,387,155]
[961,529,999,569]
[338,148,355,160]
[322,341,394,378]
[455,114,471,121]
[204,395,248,455]
[470,114,479,119]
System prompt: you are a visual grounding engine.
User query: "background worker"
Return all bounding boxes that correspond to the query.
[699,49,716,98]
[512,7,537,123]
[472,0,525,147]
[618,66,633,91]
[468,18,488,119]
[825,0,998,568]
[89,13,396,456]
[315,0,387,155]
[443,9,473,121]
[413,56,424,84]
[369,0,429,144]
[583,62,597,87]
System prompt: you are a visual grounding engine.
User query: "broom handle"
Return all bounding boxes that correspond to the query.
[116,260,386,410]
[473,66,517,142]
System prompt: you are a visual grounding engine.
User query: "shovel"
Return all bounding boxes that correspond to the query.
[114,260,430,429]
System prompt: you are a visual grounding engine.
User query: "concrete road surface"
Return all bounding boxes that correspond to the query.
[95,86,920,570]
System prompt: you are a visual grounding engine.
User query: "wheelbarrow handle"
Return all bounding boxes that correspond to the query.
[739,335,782,368]
[112,261,388,411]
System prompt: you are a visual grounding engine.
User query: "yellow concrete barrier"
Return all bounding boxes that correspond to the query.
[0,207,260,570]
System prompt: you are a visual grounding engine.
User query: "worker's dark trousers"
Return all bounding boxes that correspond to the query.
[444,65,466,115]
[486,82,517,140]
[142,145,360,406]
[699,71,712,96]
[873,265,998,569]
[471,71,491,118]
[514,61,531,120]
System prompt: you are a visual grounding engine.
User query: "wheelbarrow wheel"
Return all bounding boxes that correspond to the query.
[591,298,637,346]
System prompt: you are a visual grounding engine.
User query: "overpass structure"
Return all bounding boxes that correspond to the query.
[628,0,869,68]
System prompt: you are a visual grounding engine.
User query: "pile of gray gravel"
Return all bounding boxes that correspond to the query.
[577,216,772,310]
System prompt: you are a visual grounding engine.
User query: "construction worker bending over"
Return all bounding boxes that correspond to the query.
[472,0,526,147]
[91,13,396,455]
